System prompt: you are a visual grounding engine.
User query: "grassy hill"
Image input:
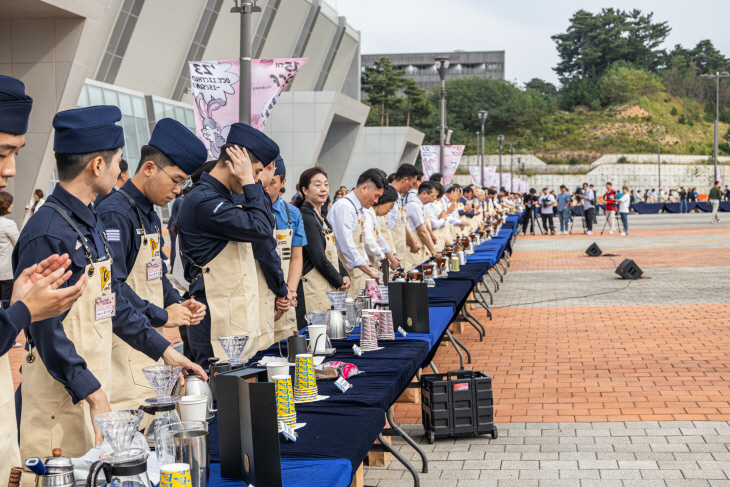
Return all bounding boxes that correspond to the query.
[496,92,729,164]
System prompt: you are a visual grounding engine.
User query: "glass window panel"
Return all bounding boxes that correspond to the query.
[185,109,196,130]
[154,101,165,122]
[122,115,139,159]
[174,106,186,123]
[118,93,134,116]
[136,118,150,146]
[127,157,140,176]
[88,85,104,106]
[164,104,175,119]
[132,96,146,118]
[103,89,119,107]
[77,85,89,107]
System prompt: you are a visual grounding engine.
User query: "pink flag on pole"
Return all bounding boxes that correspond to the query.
[483,166,496,188]
[419,145,466,184]
[189,58,308,161]
[469,166,481,187]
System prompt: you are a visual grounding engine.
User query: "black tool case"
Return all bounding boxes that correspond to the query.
[420,370,498,443]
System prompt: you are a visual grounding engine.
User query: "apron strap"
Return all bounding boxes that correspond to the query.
[44,202,96,266]
[284,200,292,229]
[117,188,159,240]
[179,180,227,281]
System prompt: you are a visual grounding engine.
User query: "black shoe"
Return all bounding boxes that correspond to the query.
[531,232,535,235]
[551,230,555,235]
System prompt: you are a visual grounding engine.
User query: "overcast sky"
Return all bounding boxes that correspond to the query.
[334,0,730,87]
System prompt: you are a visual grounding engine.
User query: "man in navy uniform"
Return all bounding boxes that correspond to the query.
[0,75,90,483]
[177,123,279,367]
[14,106,205,464]
[96,118,208,412]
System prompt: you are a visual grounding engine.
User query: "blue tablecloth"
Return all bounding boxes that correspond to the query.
[346,306,454,349]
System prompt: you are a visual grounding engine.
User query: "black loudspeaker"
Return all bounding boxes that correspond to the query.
[586,243,602,257]
[615,259,643,280]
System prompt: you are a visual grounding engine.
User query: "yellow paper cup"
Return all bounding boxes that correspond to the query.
[160,464,192,487]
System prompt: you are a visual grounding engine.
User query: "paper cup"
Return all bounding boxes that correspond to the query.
[267,361,290,381]
[160,464,192,487]
[177,395,208,422]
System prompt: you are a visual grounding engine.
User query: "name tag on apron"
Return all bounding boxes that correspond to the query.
[95,293,116,320]
[360,232,365,243]
[147,260,163,280]
[276,245,283,258]
[400,208,406,224]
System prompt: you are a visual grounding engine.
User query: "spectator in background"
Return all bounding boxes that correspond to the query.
[582,182,595,235]
[604,182,617,234]
[679,186,688,213]
[333,189,345,202]
[94,157,128,207]
[690,187,698,202]
[537,187,556,235]
[724,185,730,201]
[279,187,285,197]
[26,188,45,215]
[619,186,630,236]
[709,180,722,224]
[556,185,571,235]
[588,184,599,222]
[0,192,19,346]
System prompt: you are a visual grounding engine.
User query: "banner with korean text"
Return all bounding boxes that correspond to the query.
[189,58,308,161]
[420,145,466,184]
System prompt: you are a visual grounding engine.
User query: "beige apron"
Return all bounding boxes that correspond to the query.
[0,353,20,478]
[391,199,408,264]
[368,219,383,268]
[273,208,295,343]
[380,216,395,259]
[339,210,366,299]
[303,212,340,313]
[110,190,164,414]
[403,204,428,272]
[20,222,114,466]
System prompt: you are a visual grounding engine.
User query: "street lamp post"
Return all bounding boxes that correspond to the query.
[518,156,522,189]
[497,135,504,190]
[699,71,730,182]
[435,57,450,174]
[509,147,514,192]
[657,125,665,190]
[475,131,480,183]
[231,0,261,124]
[478,111,488,187]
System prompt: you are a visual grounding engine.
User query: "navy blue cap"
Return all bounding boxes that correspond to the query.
[53,106,125,154]
[274,155,285,176]
[225,123,279,166]
[0,75,33,136]
[148,118,207,175]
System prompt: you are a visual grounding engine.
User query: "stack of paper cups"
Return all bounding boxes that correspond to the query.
[377,310,395,340]
[273,375,297,426]
[360,311,379,351]
[365,279,379,300]
[293,354,318,401]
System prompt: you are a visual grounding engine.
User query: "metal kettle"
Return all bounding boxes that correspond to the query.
[25,449,75,487]
[327,306,354,339]
[173,371,216,422]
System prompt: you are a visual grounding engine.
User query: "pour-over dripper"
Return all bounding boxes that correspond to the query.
[305,311,329,326]
[218,335,249,365]
[142,365,183,404]
[94,410,146,462]
[326,291,348,310]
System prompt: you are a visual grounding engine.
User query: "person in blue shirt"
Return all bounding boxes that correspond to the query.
[96,118,208,412]
[0,74,91,480]
[458,185,476,218]
[14,105,205,464]
[556,185,572,235]
[265,155,307,341]
[177,123,278,368]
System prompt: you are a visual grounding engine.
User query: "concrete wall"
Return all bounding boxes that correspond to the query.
[461,154,546,169]
[592,154,730,168]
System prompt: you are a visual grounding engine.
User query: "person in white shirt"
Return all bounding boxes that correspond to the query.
[364,187,400,269]
[426,182,453,253]
[619,186,631,236]
[385,164,420,262]
[537,187,556,235]
[403,181,440,271]
[327,169,385,296]
[443,184,467,242]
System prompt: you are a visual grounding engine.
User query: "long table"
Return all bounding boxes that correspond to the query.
[208,215,520,487]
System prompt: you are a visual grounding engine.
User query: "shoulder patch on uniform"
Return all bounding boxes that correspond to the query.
[106,229,121,242]
[213,202,224,214]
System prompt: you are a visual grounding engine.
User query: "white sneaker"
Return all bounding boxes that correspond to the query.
[620,232,627,236]
[609,230,614,234]
[586,231,593,235]
[520,232,525,236]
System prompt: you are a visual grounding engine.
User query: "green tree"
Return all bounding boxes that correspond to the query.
[402,78,432,127]
[600,62,664,105]
[361,58,406,126]
[552,8,670,80]
[525,78,558,97]
[668,40,730,74]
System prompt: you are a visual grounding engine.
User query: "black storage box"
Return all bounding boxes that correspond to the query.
[388,282,430,334]
[421,370,497,444]
[216,367,282,487]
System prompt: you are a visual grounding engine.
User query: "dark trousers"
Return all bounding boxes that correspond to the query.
[169,234,177,270]
[0,280,12,301]
[584,208,594,231]
[521,211,535,233]
[186,293,213,369]
[541,213,555,231]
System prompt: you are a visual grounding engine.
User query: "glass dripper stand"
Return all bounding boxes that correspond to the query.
[218,335,249,366]
[326,291,348,311]
[142,365,183,404]
[94,409,146,463]
[422,264,437,288]
[305,311,329,326]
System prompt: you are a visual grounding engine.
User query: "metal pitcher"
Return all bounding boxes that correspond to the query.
[173,372,215,422]
[327,308,354,339]
[27,450,75,487]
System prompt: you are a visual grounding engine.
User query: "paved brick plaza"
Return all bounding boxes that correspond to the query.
[374,213,730,487]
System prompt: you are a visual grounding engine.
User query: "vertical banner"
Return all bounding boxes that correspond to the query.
[419,145,466,184]
[717,166,722,185]
[469,167,481,187]
[189,58,308,161]
[483,166,496,188]
[519,180,528,193]
[500,173,511,193]
[511,178,520,193]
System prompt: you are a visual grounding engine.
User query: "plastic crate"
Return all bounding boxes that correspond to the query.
[420,370,497,444]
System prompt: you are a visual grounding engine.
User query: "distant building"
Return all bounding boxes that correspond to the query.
[361,51,505,91]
